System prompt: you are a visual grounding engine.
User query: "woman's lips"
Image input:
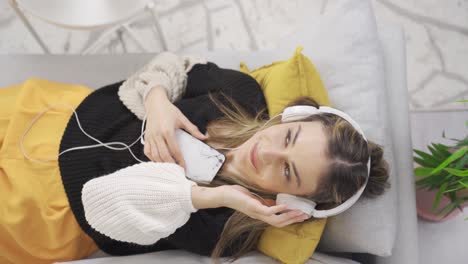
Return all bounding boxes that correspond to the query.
[250,142,258,172]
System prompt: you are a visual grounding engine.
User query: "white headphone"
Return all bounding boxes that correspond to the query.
[274,105,371,218]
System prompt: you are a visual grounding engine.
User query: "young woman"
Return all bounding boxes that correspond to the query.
[0,52,390,264]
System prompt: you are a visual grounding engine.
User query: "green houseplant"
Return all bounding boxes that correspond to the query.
[413,100,468,221]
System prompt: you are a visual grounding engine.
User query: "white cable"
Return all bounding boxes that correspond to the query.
[20,102,148,164]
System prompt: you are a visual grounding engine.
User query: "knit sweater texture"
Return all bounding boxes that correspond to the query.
[81,162,199,246]
[118,51,207,120]
[58,59,268,257]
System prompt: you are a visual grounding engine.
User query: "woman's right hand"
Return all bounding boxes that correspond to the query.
[220,185,311,227]
[143,86,207,168]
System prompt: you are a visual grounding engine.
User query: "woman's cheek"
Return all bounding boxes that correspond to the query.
[256,169,279,192]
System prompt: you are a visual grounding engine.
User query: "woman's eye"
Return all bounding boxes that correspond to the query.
[285,128,291,147]
[284,163,291,181]
[284,129,292,181]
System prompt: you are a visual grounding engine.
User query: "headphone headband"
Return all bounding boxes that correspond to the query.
[279,105,370,218]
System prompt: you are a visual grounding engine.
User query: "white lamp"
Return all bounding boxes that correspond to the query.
[8,0,167,53]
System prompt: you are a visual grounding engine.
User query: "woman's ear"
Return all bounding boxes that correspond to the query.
[261,198,276,206]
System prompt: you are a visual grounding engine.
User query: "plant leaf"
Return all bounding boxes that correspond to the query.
[430,147,468,175]
[428,144,449,161]
[443,185,466,193]
[458,180,468,188]
[435,203,455,217]
[453,151,468,169]
[415,169,452,187]
[414,167,435,177]
[414,149,443,167]
[414,157,435,168]
[442,204,458,218]
[432,182,448,211]
[443,168,468,177]
[415,177,440,187]
[415,175,441,186]
[433,143,452,157]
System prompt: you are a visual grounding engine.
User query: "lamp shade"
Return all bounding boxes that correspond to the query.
[17,0,148,29]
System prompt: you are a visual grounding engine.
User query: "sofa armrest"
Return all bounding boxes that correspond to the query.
[375,23,419,264]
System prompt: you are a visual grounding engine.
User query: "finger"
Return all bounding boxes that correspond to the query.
[265,203,289,215]
[252,204,287,225]
[181,116,207,140]
[155,136,175,163]
[279,212,310,227]
[275,210,307,227]
[275,208,294,215]
[144,140,153,161]
[166,131,186,169]
[254,203,288,217]
[149,139,162,162]
[267,209,303,226]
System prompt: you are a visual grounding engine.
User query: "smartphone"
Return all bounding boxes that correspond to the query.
[174,129,225,183]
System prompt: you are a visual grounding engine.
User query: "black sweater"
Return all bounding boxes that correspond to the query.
[58,62,268,257]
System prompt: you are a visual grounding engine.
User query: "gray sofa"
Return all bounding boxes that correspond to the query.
[0,23,418,264]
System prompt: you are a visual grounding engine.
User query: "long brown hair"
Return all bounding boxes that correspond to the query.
[194,92,390,263]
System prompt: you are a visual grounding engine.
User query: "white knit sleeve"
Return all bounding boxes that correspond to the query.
[117,51,207,120]
[81,162,199,245]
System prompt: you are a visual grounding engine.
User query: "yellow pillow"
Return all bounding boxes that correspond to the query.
[257,218,327,264]
[240,47,330,263]
[240,46,332,117]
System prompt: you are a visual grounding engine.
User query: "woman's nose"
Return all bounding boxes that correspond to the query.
[261,145,287,165]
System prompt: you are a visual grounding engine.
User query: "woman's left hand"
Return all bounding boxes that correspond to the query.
[220,185,311,227]
[143,86,207,168]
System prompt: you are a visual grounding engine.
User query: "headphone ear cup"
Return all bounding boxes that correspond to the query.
[281,105,319,122]
[276,193,317,215]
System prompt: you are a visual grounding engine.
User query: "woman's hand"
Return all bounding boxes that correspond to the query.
[220,185,311,227]
[143,86,207,168]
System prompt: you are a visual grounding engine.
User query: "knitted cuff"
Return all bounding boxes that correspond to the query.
[181,180,199,213]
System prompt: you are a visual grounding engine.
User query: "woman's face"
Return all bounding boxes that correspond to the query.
[222,121,329,196]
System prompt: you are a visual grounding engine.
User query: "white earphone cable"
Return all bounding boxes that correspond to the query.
[20,102,148,164]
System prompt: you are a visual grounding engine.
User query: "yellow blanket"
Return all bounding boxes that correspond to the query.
[0,79,99,263]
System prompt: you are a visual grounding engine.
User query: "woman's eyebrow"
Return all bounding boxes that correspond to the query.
[292,124,301,146]
[292,125,302,188]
